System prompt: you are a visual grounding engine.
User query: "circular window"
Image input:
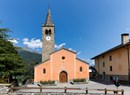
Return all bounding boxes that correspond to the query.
[62,56,65,60]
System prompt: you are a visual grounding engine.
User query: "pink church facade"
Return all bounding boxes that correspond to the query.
[34,48,89,83]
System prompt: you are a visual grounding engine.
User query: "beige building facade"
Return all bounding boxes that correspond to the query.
[92,34,130,84]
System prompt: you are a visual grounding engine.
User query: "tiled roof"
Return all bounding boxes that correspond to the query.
[91,42,130,59]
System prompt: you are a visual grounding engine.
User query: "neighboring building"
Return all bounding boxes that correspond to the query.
[34,8,89,83]
[89,66,98,79]
[91,33,130,84]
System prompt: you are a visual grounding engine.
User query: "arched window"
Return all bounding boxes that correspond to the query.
[80,67,83,72]
[45,29,51,35]
[43,68,46,74]
[49,29,51,35]
[45,29,48,35]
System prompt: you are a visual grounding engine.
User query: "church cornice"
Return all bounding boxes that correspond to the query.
[50,48,77,55]
[76,58,89,65]
[34,59,50,67]
[42,24,55,27]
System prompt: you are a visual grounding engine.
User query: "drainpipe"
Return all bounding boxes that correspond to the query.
[127,45,130,84]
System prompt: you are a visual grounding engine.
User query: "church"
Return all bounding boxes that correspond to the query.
[34,8,89,83]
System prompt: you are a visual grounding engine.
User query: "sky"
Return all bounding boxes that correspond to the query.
[0,0,130,65]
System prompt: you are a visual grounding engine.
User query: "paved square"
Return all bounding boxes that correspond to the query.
[16,80,130,95]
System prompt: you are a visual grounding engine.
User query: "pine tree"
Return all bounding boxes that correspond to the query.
[0,22,25,83]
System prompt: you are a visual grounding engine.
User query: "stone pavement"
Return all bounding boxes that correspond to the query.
[0,83,10,94]
[9,81,130,95]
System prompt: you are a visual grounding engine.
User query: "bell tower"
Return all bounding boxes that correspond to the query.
[42,8,55,62]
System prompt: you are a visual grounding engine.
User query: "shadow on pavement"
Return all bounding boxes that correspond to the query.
[90,79,113,85]
[90,79,130,87]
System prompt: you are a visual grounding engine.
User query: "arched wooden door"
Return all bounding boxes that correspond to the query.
[59,71,68,83]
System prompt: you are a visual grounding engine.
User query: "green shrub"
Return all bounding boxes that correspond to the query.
[40,80,55,85]
[73,78,86,82]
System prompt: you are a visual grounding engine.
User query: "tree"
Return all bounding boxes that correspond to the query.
[0,21,10,39]
[0,23,25,83]
[24,61,38,78]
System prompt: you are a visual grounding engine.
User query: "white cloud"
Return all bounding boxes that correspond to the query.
[23,38,28,42]
[8,39,18,44]
[55,43,66,50]
[22,38,42,49]
[69,48,72,50]
[77,51,81,55]
[86,59,95,66]
[68,48,76,52]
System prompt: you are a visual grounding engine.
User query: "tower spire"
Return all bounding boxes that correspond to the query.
[45,8,54,26]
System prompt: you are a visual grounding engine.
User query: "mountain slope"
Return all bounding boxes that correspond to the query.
[16,47,42,64]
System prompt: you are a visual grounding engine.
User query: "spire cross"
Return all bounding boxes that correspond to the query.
[48,0,51,9]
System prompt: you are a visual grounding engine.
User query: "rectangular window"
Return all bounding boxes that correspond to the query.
[103,62,105,67]
[110,66,112,71]
[102,72,106,79]
[43,68,46,74]
[80,67,83,72]
[109,56,112,61]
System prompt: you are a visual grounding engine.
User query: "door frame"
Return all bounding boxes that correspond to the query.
[102,72,106,80]
[59,71,68,83]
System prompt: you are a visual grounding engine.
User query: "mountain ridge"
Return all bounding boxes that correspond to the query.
[16,47,42,64]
